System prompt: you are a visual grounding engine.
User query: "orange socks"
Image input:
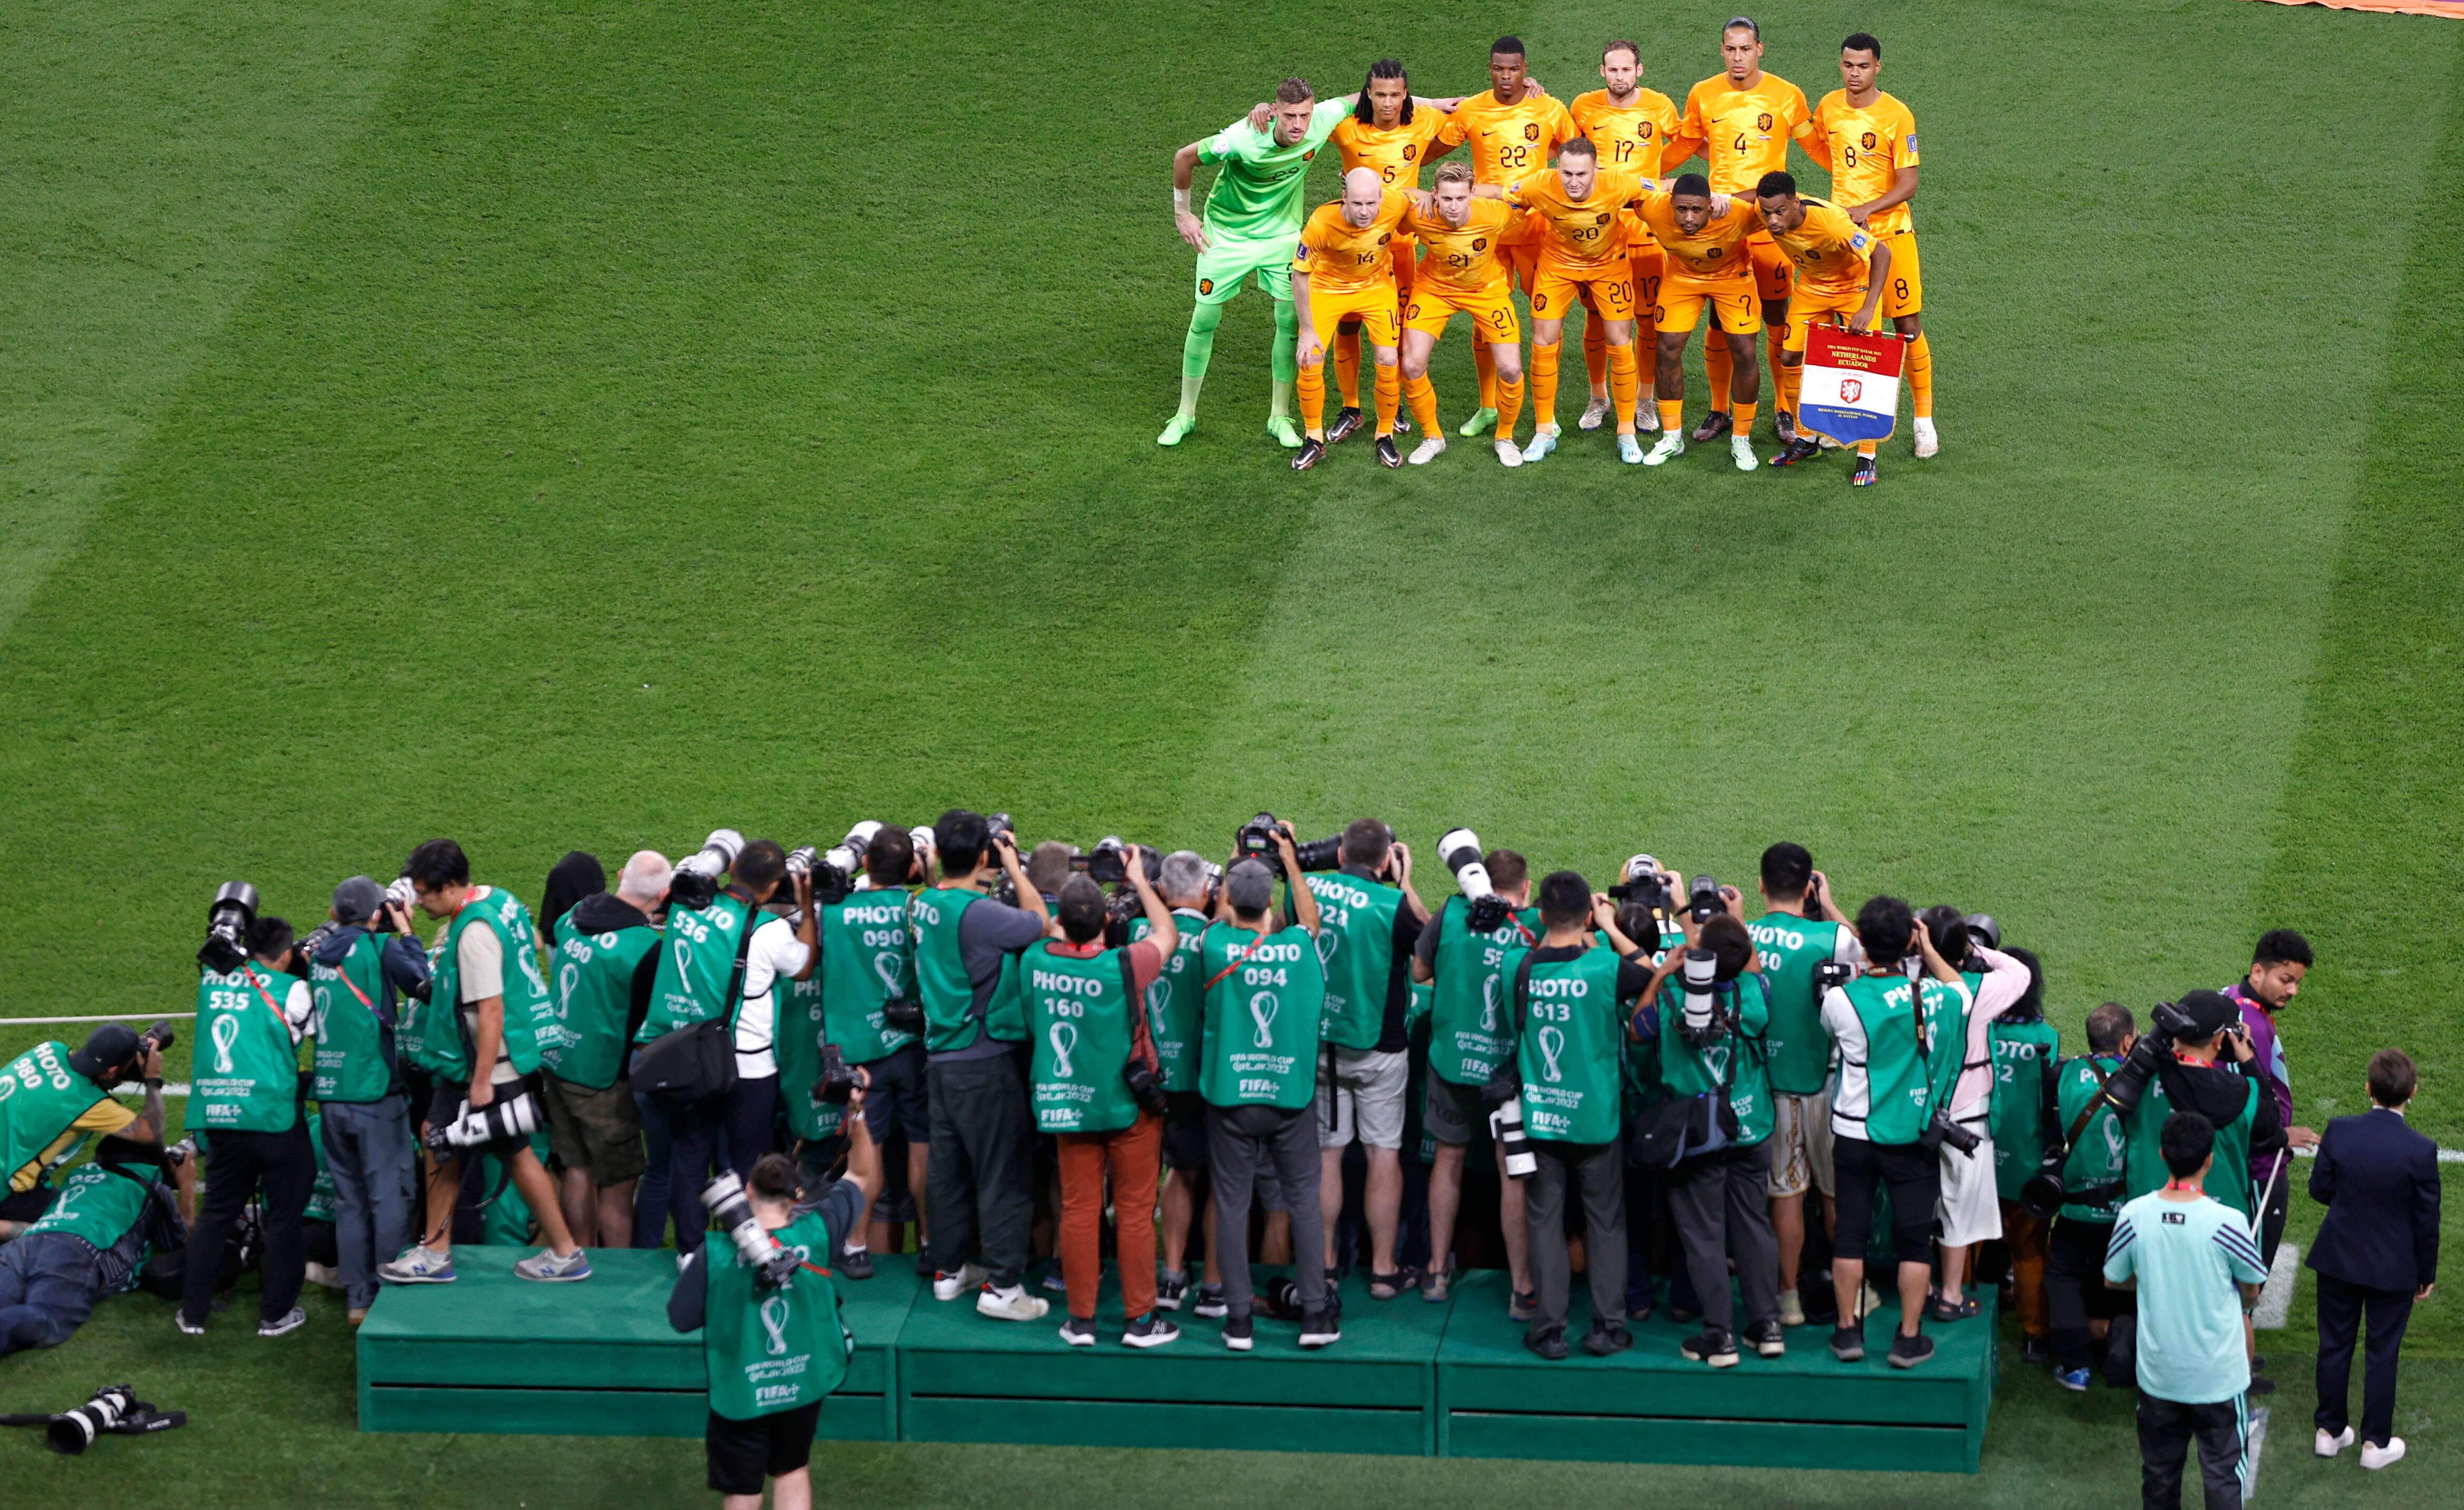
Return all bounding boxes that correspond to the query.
[1372,361,1400,438]
[1705,340,1734,415]
[1765,326,1788,408]
[1531,342,1562,431]
[1732,400,1758,432]
[1496,375,1527,439]
[1657,398,1684,433]
[1474,342,1499,410]
[1908,332,1934,419]
[1583,317,1608,394]
[1335,327,1362,410]
[1606,342,1640,435]
[1298,358,1326,438]
[1405,373,1440,438]
[1777,360,1802,421]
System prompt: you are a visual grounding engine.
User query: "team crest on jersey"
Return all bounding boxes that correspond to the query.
[1756,112,1774,131]
[1302,148,1316,161]
[1523,123,1540,141]
[1472,237,1487,251]
[1594,213,1611,226]
[1198,279,1215,294]
[1376,232,1390,245]
[1862,131,1877,150]
[1404,144,1418,160]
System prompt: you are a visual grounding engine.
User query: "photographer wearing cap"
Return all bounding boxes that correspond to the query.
[1819,895,1966,1369]
[2118,990,2284,1224]
[1412,845,1536,1307]
[1135,850,1219,1314]
[1201,837,1333,1349]
[803,825,925,1280]
[1,1134,190,1356]
[1509,871,1653,1360]
[1633,897,1783,1366]
[380,839,588,1286]
[1916,906,2034,1323]
[182,913,316,1336]
[1028,856,1179,1347]
[2047,1004,2137,1390]
[541,851,670,1252]
[910,809,1052,1321]
[2222,929,2315,1267]
[1303,818,1429,1298]
[1748,842,1859,1326]
[309,876,432,1322]
[0,1027,166,1238]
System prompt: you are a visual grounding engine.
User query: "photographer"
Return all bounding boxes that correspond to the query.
[380,839,588,1286]
[1201,839,1334,1349]
[806,826,923,1279]
[1984,947,2060,1362]
[1304,818,1428,1298]
[1412,846,1537,1307]
[2048,1004,2136,1390]
[1818,895,1965,1369]
[1918,907,2034,1322]
[182,914,315,1336]
[308,876,432,1322]
[0,1027,165,1235]
[1633,900,1783,1366]
[2119,990,2284,1225]
[1027,858,1178,1346]
[1748,842,1859,1326]
[2103,1111,2268,1510]
[669,1087,879,1510]
[541,851,670,1251]
[2223,929,2315,1267]
[1510,871,1652,1361]
[1135,850,1219,1314]
[910,809,1051,1321]
[0,1135,189,1356]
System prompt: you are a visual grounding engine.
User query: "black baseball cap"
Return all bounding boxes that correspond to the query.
[68,1024,142,1080]
[2175,988,2240,1040]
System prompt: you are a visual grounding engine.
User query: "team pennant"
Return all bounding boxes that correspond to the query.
[1799,325,1906,445]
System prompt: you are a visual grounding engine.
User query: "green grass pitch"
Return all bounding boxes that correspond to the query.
[2,0,2460,1502]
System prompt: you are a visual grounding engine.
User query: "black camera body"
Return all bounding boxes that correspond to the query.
[1122,1059,1170,1118]
[1234,813,1344,877]
[1084,836,1163,888]
[812,1044,862,1107]
[1920,1109,1984,1157]
[199,881,259,973]
[1685,874,1725,925]
[1607,857,1674,918]
[2098,997,2205,1116]
[882,998,925,1035]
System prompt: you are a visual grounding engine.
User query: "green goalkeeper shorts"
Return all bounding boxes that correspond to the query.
[1193,235,1296,305]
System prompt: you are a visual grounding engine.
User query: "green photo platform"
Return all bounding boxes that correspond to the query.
[357,1246,920,1441]
[1435,1270,1995,1472]
[896,1267,1445,1456]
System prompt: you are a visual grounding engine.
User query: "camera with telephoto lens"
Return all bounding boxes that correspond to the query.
[1686,874,1725,925]
[45,1384,181,1455]
[1675,947,1728,1048]
[1083,835,1163,887]
[667,829,746,911]
[198,881,259,973]
[1607,855,1675,916]
[423,1089,544,1151]
[1487,1096,1537,1180]
[1437,828,1512,932]
[812,1043,861,1106]
[2095,997,2204,1116]
[703,1170,801,1288]
[1234,813,1344,877]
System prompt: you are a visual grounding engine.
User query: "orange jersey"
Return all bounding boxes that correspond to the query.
[1681,72,1811,195]
[1506,167,1647,273]
[1569,88,1686,178]
[1631,189,1761,283]
[1763,197,1877,295]
[1291,191,1413,294]
[1400,197,1517,295]
[1330,111,1449,191]
[1808,90,1919,236]
[1435,88,1576,186]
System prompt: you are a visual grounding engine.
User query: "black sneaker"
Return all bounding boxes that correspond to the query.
[1058,1315,1097,1347]
[913,1250,938,1278]
[1746,1319,1787,1358]
[1690,409,1734,443]
[2248,1373,2277,1397]
[1526,1327,1571,1362]
[1223,1313,1254,1352]
[1299,1310,1342,1349]
[1681,1327,1740,1368]
[2022,1336,2050,1366]
[1375,435,1402,468]
[1774,410,1798,444]
[837,1248,874,1280]
[1326,406,1364,445]
[1583,1322,1634,1357]
[1291,439,1326,471]
[1192,1283,1229,1319]
[1850,454,1879,487]
[1767,438,1822,469]
[1155,1268,1187,1312]
[1887,1331,1936,1370]
[1122,1313,1180,1348]
[1831,1324,1866,1363]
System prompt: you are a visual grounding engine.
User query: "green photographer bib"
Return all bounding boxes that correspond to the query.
[2123,1070,2258,1218]
[0,1041,110,1186]
[909,887,1030,1052]
[1988,1018,2062,1200]
[311,932,395,1104]
[23,1161,152,1253]
[543,922,659,1090]
[638,891,756,1044]
[820,892,918,1061]
[1836,974,1948,1146]
[704,1208,849,1420]
[1749,912,1852,1095]
[2057,1054,2129,1223]
[1130,910,1210,1093]
[195,964,302,1133]
[1025,941,1140,1134]
[1656,974,1775,1145]
[1514,948,1627,1146]
[1427,898,1541,1088]
[1923,970,1982,1116]
[774,971,842,1144]
[1300,872,1403,1051]
[431,887,557,1075]
[1199,924,1324,1110]
[305,1111,338,1222]
[398,938,469,1082]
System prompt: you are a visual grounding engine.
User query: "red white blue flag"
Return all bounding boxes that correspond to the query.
[1799,326,1905,445]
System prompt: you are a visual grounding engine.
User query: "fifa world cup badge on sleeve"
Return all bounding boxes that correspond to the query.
[1800,326,1905,444]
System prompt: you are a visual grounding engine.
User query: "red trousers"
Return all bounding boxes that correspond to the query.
[1057,1112,1163,1322]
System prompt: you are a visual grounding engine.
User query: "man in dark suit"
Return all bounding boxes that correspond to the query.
[2309,1047,2440,1472]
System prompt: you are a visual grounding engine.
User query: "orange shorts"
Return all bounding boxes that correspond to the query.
[1531,262,1636,324]
[1780,281,1872,353]
[1657,275,1758,336]
[1505,239,1542,297]
[1303,282,1401,352]
[1748,233,1794,309]
[1404,280,1520,345]
[1392,237,1417,294]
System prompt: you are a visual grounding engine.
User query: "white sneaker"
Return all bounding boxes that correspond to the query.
[1494,440,1523,468]
[1521,427,1559,462]
[977,1283,1050,1322]
[1643,431,1686,466]
[1578,394,1612,431]
[1408,435,1446,465]
[376,1244,457,1284]
[1777,1288,1806,1326]
[2316,1426,2356,1457]
[1913,416,1939,459]
[2360,1437,2407,1471]
[513,1246,592,1282]
[1617,433,1644,464]
[932,1263,989,1302]
[1731,435,1760,472]
[257,1306,308,1338]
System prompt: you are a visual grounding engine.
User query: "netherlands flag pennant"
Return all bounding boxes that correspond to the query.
[1799,326,1906,445]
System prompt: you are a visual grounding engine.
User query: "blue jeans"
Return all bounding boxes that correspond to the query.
[323,1095,416,1309]
[0,1233,101,1356]
[633,1091,673,1249]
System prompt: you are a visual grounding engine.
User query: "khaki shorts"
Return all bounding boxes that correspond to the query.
[1314,1047,1408,1151]
[1767,1090,1835,1199]
[1422,1073,1486,1148]
[540,1071,645,1187]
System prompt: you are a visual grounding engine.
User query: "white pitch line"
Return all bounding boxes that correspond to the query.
[2253,1243,2300,1329]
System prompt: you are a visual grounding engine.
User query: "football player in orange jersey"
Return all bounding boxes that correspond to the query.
[1290,167,1414,471]
[1752,172,1892,486]
[1633,174,1765,471]
[1395,162,1528,467]
[1569,40,1686,436]
[1323,61,1448,445]
[1805,33,1935,459]
[1677,17,1818,448]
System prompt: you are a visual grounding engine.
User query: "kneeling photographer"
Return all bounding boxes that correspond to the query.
[1632,896,1783,1367]
[1,1135,188,1357]
[2040,1003,2136,1390]
[1027,853,1178,1347]
[1,1026,166,1235]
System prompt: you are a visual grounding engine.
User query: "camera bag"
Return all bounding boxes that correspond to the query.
[1626,979,1752,1170]
[632,904,759,1110]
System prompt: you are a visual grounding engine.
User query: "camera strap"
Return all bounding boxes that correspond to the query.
[2059,1057,2125,1150]
[1201,925,1271,991]
[1118,949,1159,1075]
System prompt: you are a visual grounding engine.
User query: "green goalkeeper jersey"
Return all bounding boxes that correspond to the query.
[1197,100,1353,244]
